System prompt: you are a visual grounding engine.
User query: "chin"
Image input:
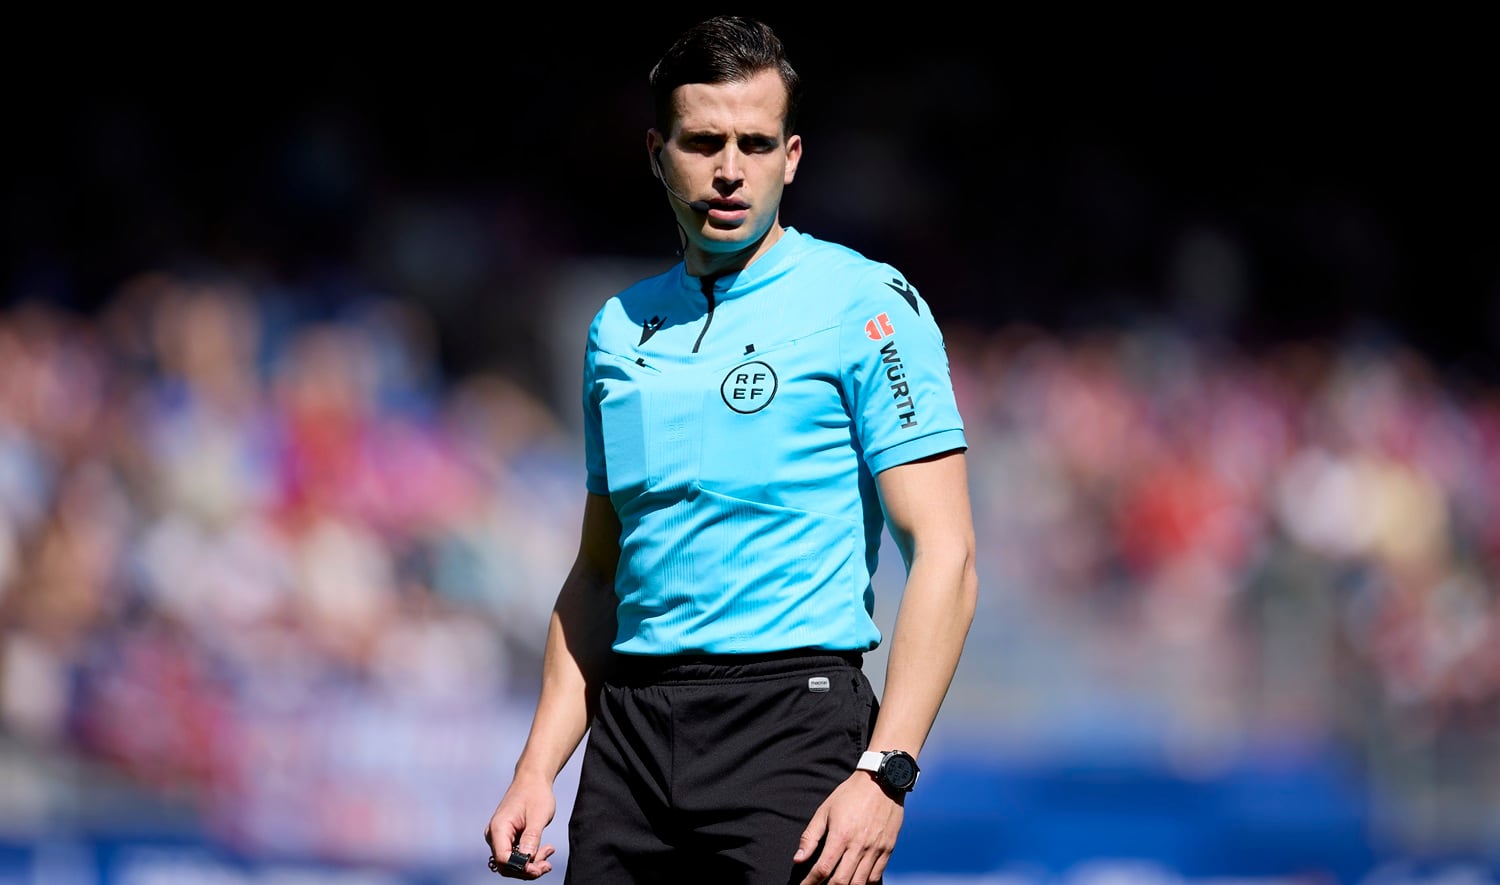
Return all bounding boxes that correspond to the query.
[697,220,769,252]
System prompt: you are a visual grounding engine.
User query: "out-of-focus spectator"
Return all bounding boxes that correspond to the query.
[4,267,1500,866]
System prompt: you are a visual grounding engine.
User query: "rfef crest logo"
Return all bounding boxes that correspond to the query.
[865,312,895,340]
[721,361,778,414]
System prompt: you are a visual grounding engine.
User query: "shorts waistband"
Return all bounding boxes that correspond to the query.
[606,648,864,686]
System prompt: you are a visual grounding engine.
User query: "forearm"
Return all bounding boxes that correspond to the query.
[512,587,612,781]
[868,544,977,757]
[512,493,621,782]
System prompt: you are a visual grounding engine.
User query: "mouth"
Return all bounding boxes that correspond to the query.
[703,199,750,225]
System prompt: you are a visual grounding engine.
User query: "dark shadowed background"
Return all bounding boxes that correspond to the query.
[6,12,1497,378]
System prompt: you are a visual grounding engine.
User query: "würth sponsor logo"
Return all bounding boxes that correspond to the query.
[865,312,895,340]
[880,340,918,429]
[721,360,777,414]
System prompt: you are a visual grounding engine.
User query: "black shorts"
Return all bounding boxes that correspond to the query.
[564,649,879,885]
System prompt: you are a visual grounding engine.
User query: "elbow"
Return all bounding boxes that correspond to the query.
[907,529,979,626]
[925,537,978,627]
[956,547,979,626]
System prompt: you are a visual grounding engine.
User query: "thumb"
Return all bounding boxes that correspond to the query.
[792,807,828,862]
[514,827,545,857]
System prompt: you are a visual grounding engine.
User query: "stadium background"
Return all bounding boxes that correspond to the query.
[2,11,1498,883]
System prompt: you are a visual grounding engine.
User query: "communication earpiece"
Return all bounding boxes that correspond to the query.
[652,147,710,213]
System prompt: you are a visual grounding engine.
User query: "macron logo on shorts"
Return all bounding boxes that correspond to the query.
[808,677,830,692]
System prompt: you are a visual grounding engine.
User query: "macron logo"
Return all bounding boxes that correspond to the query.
[885,279,919,314]
[639,315,665,346]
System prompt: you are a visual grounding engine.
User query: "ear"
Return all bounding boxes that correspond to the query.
[784,133,803,185]
[646,129,665,176]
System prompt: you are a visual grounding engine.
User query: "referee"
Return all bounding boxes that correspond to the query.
[484,15,978,885]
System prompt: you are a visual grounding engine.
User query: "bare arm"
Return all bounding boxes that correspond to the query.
[516,492,622,779]
[867,448,978,759]
[796,449,977,884]
[485,492,621,879]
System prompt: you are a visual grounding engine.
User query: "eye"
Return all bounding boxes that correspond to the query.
[740,137,778,154]
[686,136,725,155]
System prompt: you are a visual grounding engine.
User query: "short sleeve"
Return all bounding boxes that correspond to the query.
[838,266,967,474]
[582,316,609,496]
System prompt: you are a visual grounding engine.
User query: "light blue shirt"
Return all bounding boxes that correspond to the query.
[582,228,967,655]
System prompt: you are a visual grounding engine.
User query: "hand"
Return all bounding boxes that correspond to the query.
[483,776,559,879]
[793,773,905,884]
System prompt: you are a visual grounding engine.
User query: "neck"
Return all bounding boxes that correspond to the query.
[685,222,785,278]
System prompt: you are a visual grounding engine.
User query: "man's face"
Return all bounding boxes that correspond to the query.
[655,68,802,262]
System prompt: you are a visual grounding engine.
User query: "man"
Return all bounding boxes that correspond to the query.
[484,15,977,885]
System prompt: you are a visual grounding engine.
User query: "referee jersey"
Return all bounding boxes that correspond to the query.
[582,228,966,655]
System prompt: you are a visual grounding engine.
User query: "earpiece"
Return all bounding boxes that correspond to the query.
[652,148,710,213]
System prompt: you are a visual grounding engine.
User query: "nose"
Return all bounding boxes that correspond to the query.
[715,147,745,189]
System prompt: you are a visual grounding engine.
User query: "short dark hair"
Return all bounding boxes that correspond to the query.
[648,15,803,137]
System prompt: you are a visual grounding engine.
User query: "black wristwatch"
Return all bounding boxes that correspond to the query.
[856,749,920,793]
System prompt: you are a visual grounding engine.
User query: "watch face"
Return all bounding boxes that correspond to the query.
[882,753,918,790]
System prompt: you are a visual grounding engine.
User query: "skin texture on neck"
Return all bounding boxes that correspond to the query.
[647,68,802,280]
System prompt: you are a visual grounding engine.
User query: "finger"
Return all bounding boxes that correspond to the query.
[851,848,880,885]
[792,807,829,863]
[485,815,518,852]
[799,835,844,885]
[496,852,536,880]
[502,855,554,881]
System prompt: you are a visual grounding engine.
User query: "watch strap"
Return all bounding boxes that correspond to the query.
[856,750,885,773]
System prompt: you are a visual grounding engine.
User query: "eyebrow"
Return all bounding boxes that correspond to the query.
[681,130,782,145]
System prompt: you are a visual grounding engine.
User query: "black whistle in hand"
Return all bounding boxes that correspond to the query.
[503,850,533,873]
[489,852,531,876]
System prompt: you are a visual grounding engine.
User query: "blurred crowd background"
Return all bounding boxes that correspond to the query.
[3,12,1498,884]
